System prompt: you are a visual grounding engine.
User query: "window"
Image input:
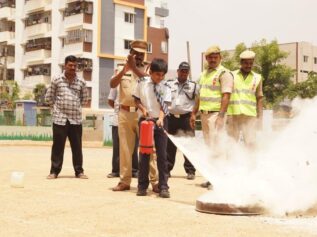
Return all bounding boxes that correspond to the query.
[64,29,92,44]
[303,55,308,63]
[161,41,168,54]
[124,39,132,50]
[147,17,151,27]
[314,57,317,64]
[147,43,152,53]
[124,12,134,23]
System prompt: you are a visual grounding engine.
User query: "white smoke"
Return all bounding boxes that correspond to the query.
[168,97,317,216]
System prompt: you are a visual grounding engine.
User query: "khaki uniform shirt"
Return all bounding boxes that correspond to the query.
[115,64,146,107]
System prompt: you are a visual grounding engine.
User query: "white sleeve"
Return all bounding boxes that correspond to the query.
[108,87,117,100]
[164,84,172,103]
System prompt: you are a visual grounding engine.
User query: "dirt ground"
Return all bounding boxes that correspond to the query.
[0,142,316,237]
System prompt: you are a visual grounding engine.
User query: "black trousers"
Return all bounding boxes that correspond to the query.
[138,117,169,190]
[111,126,138,174]
[50,120,84,176]
[167,113,196,174]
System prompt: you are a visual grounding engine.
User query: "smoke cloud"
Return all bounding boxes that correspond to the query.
[168,97,317,216]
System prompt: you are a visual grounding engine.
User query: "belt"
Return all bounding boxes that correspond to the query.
[120,105,138,112]
[200,110,218,115]
[170,112,191,118]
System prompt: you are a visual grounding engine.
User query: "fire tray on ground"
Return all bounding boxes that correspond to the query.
[196,197,266,216]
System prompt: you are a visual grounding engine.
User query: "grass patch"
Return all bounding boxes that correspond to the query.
[0,133,52,141]
[103,140,113,147]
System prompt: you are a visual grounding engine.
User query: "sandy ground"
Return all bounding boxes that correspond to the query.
[0,142,316,237]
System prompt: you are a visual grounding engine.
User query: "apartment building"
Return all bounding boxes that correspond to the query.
[0,0,169,109]
[279,42,317,83]
[98,0,169,108]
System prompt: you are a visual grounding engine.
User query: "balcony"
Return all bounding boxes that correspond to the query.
[23,75,51,87]
[24,49,51,64]
[0,6,15,20]
[0,55,14,65]
[24,0,51,14]
[0,68,14,81]
[59,0,67,10]
[0,31,14,43]
[64,13,92,29]
[64,1,93,29]
[63,41,92,57]
[24,23,51,38]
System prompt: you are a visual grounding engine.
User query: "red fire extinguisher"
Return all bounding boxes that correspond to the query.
[139,120,154,154]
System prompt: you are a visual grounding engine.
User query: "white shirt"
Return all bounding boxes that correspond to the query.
[133,76,171,118]
[108,87,119,126]
[166,78,198,115]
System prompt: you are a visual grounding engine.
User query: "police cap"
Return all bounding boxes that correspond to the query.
[178,61,190,70]
[205,45,221,56]
[240,50,256,59]
[130,40,148,53]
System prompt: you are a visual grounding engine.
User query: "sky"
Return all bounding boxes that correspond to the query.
[165,0,317,78]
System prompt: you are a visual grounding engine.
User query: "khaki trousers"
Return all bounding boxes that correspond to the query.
[201,112,220,145]
[226,115,257,147]
[201,112,228,157]
[118,110,157,185]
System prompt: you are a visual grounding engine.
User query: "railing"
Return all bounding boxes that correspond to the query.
[24,0,51,13]
[24,23,51,38]
[24,49,51,63]
[0,1,15,8]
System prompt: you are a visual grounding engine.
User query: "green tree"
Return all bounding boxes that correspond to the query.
[0,81,20,109]
[284,72,317,99]
[251,39,294,107]
[33,83,47,106]
[222,43,246,71]
[22,93,33,100]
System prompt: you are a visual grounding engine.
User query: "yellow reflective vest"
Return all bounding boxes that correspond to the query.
[227,70,262,117]
[199,65,228,111]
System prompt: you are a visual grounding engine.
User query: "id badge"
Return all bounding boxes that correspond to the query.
[175,98,181,106]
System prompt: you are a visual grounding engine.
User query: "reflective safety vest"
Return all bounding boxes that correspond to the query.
[227,70,262,117]
[199,65,228,111]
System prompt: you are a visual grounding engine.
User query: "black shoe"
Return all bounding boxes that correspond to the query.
[186,173,195,180]
[136,189,147,196]
[107,172,119,178]
[201,181,212,189]
[159,189,170,198]
[132,172,138,178]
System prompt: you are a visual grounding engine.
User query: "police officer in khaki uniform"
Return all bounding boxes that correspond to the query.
[192,45,234,189]
[166,62,198,180]
[110,40,157,191]
[227,50,263,150]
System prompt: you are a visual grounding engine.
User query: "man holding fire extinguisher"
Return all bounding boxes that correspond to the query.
[133,58,171,198]
[110,40,158,192]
